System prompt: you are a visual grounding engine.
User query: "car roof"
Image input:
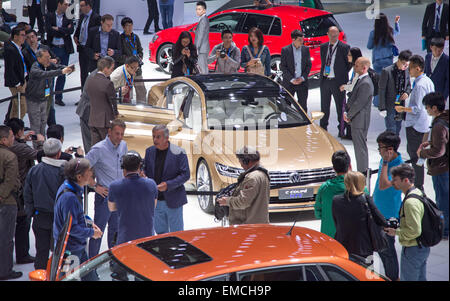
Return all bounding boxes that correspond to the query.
[217,5,332,22]
[110,225,349,281]
[189,73,280,92]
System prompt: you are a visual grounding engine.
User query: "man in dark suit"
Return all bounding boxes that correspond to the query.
[44,0,74,107]
[3,26,28,123]
[319,26,351,137]
[86,14,122,73]
[344,57,374,173]
[425,37,449,100]
[144,124,190,234]
[46,0,58,13]
[74,0,101,89]
[422,0,449,52]
[280,30,312,112]
[85,56,118,146]
[378,50,412,136]
[27,0,45,37]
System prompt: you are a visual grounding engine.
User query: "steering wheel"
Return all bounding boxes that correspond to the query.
[216,22,231,32]
[264,112,281,122]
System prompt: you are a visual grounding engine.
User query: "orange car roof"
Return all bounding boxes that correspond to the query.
[110,225,349,281]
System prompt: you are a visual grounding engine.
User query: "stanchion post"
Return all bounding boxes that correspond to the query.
[84,186,89,215]
[17,91,21,119]
[366,168,372,195]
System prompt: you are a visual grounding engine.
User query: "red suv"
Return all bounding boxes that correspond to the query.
[149,5,346,81]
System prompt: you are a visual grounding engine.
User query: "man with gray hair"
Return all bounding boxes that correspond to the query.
[26,48,73,147]
[217,146,270,225]
[23,137,66,270]
[143,124,190,234]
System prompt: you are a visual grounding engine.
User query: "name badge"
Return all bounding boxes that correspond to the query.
[324,65,331,76]
[132,49,137,56]
[45,88,51,97]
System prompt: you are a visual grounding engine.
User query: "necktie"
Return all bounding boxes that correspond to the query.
[435,5,441,32]
[326,44,334,66]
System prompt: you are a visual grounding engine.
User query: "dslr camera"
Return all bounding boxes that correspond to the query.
[220,49,227,59]
[386,217,399,229]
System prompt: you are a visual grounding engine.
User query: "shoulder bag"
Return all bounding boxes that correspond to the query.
[244,45,267,76]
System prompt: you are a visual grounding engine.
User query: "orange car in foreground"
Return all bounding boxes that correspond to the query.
[30,224,387,281]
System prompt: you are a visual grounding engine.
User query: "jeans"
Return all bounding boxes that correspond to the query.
[0,205,18,277]
[432,172,449,238]
[400,245,430,281]
[67,248,97,281]
[377,235,399,280]
[154,201,184,235]
[160,4,174,29]
[51,46,70,101]
[88,193,118,258]
[385,108,402,136]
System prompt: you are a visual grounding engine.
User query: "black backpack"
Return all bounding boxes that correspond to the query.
[402,192,445,248]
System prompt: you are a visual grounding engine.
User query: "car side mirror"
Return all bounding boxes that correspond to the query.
[166,119,183,134]
[29,269,47,281]
[310,111,325,121]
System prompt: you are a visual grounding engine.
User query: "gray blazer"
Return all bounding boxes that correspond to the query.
[195,14,210,54]
[76,69,98,121]
[346,74,374,130]
[378,64,412,112]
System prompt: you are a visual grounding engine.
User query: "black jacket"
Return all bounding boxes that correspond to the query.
[3,40,27,87]
[281,44,312,88]
[171,43,198,78]
[320,41,351,85]
[86,27,122,71]
[23,157,66,217]
[422,2,449,38]
[332,193,387,258]
[44,11,75,54]
[74,10,101,52]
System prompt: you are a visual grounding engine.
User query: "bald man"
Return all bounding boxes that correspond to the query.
[319,26,351,137]
[343,57,374,173]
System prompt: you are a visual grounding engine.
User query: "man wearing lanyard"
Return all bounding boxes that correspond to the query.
[395,55,435,191]
[45,0,74,107]
[421,0,449,53]
[319,26,351,137]
[110,56,140,104]
[74,0,101,89]
[25,49,73,146]
[3,26,28,123]
[119,17,147,103]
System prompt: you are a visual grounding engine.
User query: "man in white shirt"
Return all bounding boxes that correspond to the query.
[109,56,141,104]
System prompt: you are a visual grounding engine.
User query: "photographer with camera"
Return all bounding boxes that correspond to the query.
[108,151,157,245]
[207,29,241,74]
[26,48,74,148]
[110,56,142,104]
[118,17,147,103]
[373,131,405,281]
[217,146,270,226]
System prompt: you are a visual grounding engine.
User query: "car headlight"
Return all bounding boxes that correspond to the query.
[152,34,159,43]
[215,163,243,178]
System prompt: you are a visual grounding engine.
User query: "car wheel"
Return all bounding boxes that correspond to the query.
[157,43,173,74]
[270,57,283,84]
[196,159,214,214]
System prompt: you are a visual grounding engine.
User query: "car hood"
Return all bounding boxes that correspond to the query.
[207,123,344,171]
[155,23,195,39]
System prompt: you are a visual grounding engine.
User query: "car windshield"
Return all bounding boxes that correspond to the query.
[62,251,149,281]
[205,90,310,130]
[300,14,342,38]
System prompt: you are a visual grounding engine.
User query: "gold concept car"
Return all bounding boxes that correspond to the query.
[119,74,346,213]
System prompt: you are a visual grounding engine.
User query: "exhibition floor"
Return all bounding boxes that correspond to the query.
[0,2,448,281]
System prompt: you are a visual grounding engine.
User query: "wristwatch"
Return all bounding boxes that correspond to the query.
[382,160,389,166]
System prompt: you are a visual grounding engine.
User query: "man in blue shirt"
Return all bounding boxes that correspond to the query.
[85,119,127,258]
[108,151,157,245]
[395,55,435,191]
[373,131,404,281]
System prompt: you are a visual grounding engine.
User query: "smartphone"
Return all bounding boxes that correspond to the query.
[69,64,75,71]
[71,146,79,152]
[31,134,38,141]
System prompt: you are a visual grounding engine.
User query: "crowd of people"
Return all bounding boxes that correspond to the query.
[0,0,448,281]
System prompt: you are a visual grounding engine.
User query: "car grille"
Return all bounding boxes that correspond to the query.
[269,167,336,188]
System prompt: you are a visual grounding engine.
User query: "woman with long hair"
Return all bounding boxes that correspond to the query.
[171,31,198,78]
[332,171,387,262]
[367,13,400,74]
[240,27,272,77]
